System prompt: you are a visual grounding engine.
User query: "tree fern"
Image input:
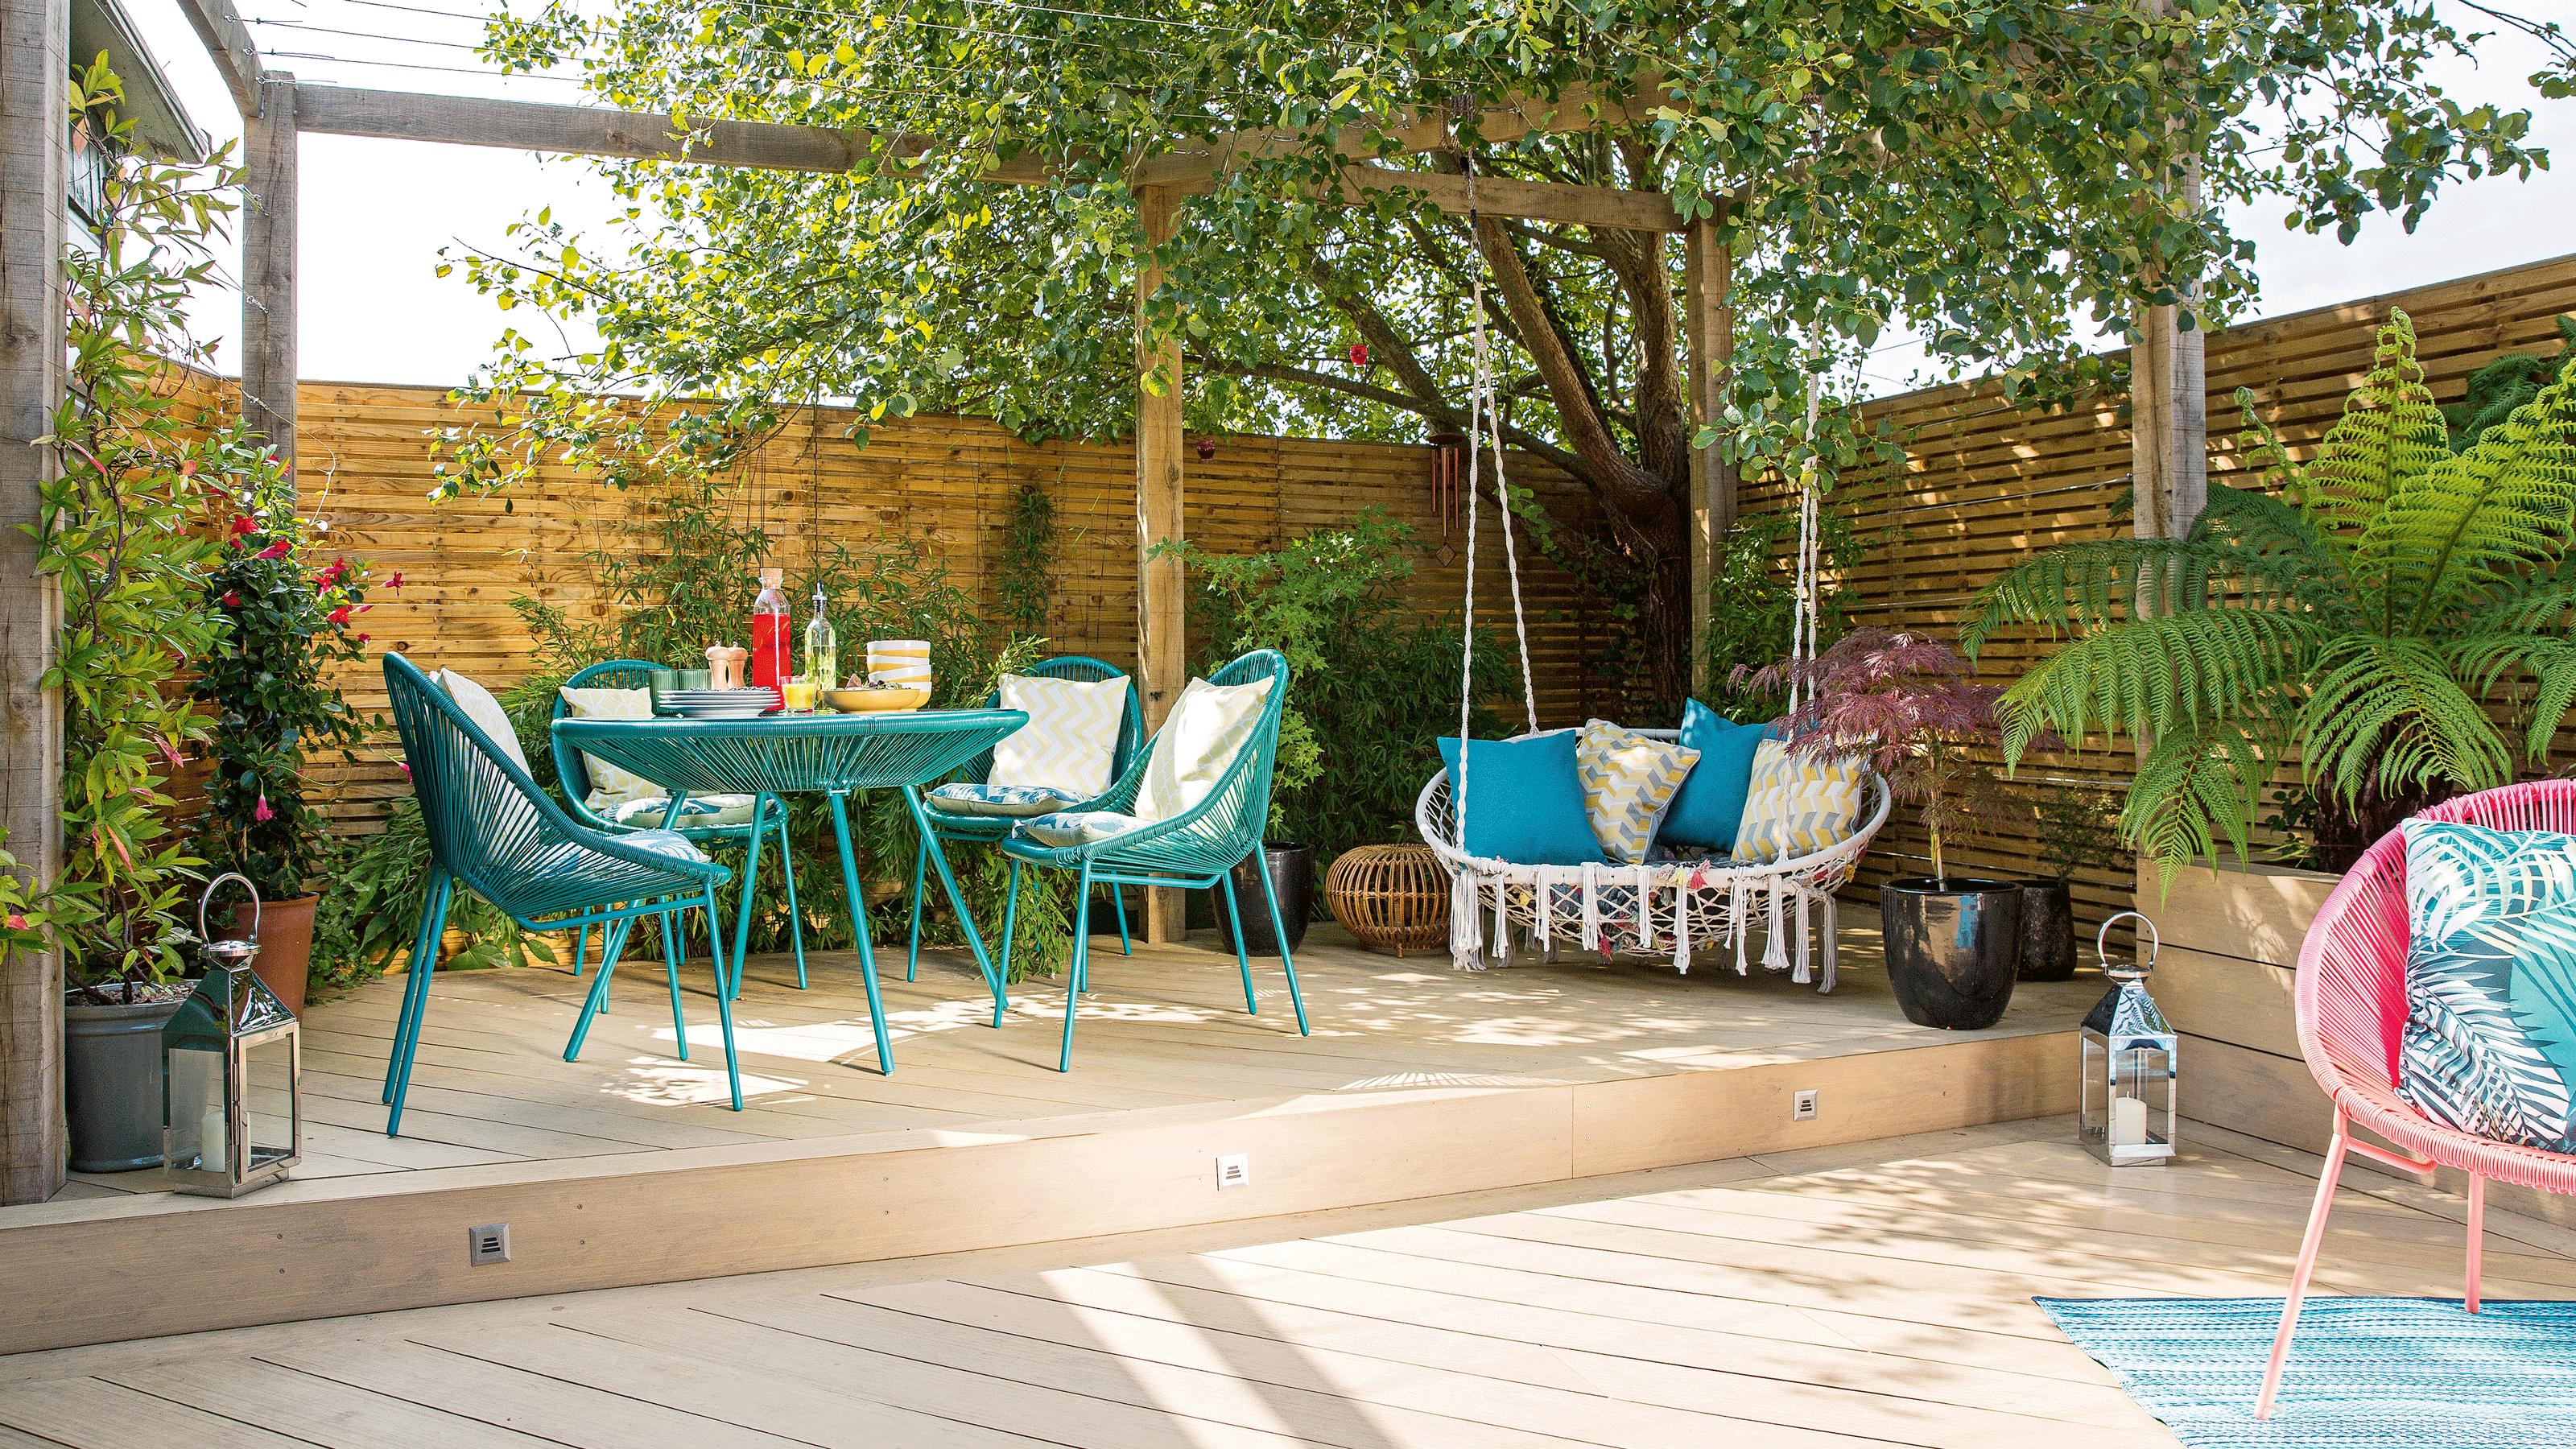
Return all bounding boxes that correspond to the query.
[1970,308,2576,877]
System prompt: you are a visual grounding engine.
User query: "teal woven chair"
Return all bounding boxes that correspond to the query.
[380,653,744,1132]
[553,659,809,990]
[906,654,1146,980]
[997,648,1307,1071]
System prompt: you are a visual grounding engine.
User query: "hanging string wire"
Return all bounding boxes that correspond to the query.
[1788,368,1825,712]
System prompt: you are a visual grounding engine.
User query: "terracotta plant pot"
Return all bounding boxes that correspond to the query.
[224,894,319,1017]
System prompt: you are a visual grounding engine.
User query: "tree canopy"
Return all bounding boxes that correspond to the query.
[442,0,2558,716]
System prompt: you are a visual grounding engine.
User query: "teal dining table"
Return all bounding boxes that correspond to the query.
[552,708,1027,1075]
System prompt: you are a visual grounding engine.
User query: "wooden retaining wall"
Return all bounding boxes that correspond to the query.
[1746,251,2576,924]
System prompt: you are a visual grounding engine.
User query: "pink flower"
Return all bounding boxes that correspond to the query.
[356,633,370,644]
[253,795,274,823]
[328,605,354,625]
[398,762,411,778]
[5,914,27,931]
[251,539,291,560]
[1348,342,1369,369]
[220,591,241,608]
[386,572,404,590]
[228,514,257,536]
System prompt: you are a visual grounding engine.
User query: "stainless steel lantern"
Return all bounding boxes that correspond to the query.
[163,875,301,1197]
[2079,910,2177,1167]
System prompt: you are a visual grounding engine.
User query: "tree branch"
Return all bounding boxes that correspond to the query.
[1186,353,1590,484]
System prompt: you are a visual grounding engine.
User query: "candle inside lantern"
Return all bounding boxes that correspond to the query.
[2111,1095,2149,1147]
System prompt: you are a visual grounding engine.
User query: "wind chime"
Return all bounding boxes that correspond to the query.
[1426,432,1468,535]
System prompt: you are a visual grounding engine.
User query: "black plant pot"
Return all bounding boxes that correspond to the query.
[1211,842,1313,956]
[1880,877,2023,1030]
[2016,877,2077,981]
[1087,890,1140,940]
[64,985,187,1173]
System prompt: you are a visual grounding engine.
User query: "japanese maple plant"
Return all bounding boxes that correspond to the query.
[1740,628,2038,887]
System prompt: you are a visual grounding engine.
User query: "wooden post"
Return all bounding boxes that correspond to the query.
[1,0,68,1205]
[242,71,296,472]
[1683,210,1734,697]
[1133,185,1187,944]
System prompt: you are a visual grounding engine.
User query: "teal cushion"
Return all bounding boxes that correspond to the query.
[1437,733,1608,866]
[1018,811,1145,848]
[927,782,1085,819]
[2400,819,2576,1153]
[1660,701,1773,848]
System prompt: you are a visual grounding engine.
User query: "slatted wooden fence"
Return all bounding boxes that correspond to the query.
[1758,251,2576,925]
[162,370,1612,836]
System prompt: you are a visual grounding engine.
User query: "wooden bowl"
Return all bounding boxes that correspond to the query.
[826,687,929,713]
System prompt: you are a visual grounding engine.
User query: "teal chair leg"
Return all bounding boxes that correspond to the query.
[383,871,452,1122]
[382,868,444,1102]
[660,911,688,1062]
[727,793,771,1001]
[1254,851,1311,1036]
[564,915,637,1062]
[897,786,1007,1024]
[775,810,808,990]
[1059,858,1095,1072]
[906,833,929,984]
[1000,858,1023,1019]
[827,790,896,1075]
[1111,883,1131,956]
[1219,871,1258,1015]
[572,921,588,978]
[699,886,743,1111]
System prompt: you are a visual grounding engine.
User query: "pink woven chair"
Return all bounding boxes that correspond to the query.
[2256,778,2576,1419]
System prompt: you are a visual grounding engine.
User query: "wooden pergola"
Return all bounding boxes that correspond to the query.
[0,0,2205,1201]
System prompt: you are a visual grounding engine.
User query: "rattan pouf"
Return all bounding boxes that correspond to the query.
[1323,844,1451,956]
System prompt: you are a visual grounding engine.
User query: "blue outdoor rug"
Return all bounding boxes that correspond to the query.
[2038,1297,2576,1447]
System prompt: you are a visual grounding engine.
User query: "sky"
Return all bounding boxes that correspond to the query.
[122,0,2576,402]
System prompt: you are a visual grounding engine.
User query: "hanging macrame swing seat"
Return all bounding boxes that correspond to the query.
[1419,232,1886,988]
[1415,753,1890,989]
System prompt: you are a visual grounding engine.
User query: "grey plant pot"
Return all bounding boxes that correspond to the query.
[64,986,187,1173]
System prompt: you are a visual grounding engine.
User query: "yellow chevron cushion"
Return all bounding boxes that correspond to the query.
[1575,721,1700,864]
[1732,740,1865,865]
[991,672,1129,797]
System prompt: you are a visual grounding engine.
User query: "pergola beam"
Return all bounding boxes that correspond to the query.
[289,85,1682,230]
[171,0,262,116]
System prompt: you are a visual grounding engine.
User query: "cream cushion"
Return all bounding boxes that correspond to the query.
[1732,739,1866,865]
[434,668,527,772]
[1135,675,1275,824]
[605,795,762,828]
[1575,720,1701,864]
[1018,811,1146,848]
[990,672,1128,797]
[559,685,659,801]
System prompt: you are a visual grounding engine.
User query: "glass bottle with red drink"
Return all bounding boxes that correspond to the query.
[750,568,791,707]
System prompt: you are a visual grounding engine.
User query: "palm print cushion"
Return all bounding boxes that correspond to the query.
[2400,820,2576,1153]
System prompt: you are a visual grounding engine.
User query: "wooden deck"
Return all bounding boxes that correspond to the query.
[53,920,2095,1195]
[2,921,2099,1353]
[6,1114,2569,1448]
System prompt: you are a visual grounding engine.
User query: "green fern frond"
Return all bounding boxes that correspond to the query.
[2322,314,2451,562]
[2233,388,2318,514]
[2299,634,2514,803]
[2524,642,2576,762]
[2128,716,2289,896]
[1961,537,2315,658]
[1998,608,2321,762]
[2460,559,2576,634]
[2380,363,2576,630]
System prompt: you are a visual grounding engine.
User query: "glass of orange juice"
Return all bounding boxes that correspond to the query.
[781,676,819,713]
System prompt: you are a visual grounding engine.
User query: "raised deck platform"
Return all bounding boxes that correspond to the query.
[2,919,2095,1353]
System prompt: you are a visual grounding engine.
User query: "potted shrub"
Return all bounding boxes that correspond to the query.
[1967,310,2576,884]
[49,69,234,1170]
[192,465,378,1014]
[1744,629,2039,1029]
[2018,785,2126,981]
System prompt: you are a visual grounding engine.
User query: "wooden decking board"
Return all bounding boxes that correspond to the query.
[11,1125,2576,1448]
[39,927,2098,1212]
